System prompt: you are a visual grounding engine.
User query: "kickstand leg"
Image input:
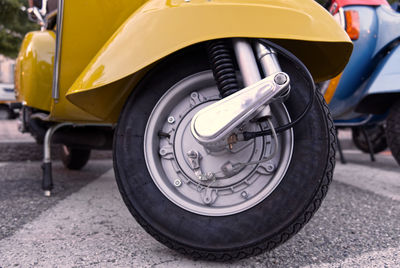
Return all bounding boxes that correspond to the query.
[360,126,376,162]
[42,122,72,196]
[336,128,346,164]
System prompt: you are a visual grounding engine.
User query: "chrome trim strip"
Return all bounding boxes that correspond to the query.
[335,115,373,127]
[51,0,64,101]
[339,7,346,30]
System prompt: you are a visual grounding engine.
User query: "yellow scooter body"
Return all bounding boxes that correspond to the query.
[15,0,352,123]
[15,31,54,112]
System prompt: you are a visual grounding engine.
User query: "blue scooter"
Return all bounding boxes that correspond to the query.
[321,0,400,165]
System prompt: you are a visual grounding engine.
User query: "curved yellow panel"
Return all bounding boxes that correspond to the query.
[15,31,54,111]
[49,0,145,122]
[68,0,351,93]
[63,0,352,121]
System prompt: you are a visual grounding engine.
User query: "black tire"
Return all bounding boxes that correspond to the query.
[0,105,12,120]
[352,125,387,154]
[61,145,91,170]
[386,100,400,165]
[113,45,335,260]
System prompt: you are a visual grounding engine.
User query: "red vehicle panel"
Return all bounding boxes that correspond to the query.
[330,0,389,14]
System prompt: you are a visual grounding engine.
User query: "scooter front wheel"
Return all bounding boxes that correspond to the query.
[113,46,335,260]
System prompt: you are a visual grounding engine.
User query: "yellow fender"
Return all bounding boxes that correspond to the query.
[15,31,55,112]
[63,0,352,122]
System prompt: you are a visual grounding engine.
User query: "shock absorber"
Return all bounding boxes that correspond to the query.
[207,40,239,98]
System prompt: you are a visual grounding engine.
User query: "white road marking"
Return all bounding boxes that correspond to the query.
[0,169,174,267]
[334,163,400,201]
[307,247,400,268]
[0,163,398,267]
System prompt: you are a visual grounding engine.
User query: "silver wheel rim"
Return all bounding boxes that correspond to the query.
[144,71,293,216]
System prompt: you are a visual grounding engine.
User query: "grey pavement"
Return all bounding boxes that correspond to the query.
[0,151,399,267]
[0,160,113,241]
[0,120,34,142]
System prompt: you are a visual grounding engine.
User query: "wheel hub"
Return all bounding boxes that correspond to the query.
[144,72,293,216]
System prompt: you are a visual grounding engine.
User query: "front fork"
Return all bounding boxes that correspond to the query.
[233,39,282,118]
[234,39,282,86]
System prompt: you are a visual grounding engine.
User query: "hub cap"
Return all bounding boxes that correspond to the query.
[144,72,293,216]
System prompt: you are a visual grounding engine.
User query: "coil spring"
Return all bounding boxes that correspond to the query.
[207,40,239,98]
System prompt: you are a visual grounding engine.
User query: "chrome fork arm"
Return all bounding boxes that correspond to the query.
[233,39,282,86]
[191,39,287,150]
[191,72,289,148]
[234,39,282,118]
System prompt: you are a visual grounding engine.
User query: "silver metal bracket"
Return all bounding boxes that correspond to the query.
[186,150,215,181]
[191,72,290,149]
[41,122,113,196]
[42,122,73,197]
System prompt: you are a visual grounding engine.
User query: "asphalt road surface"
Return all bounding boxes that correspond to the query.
[0,152,399,267]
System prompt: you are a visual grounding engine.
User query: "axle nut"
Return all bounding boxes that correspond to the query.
[274,73,287,85]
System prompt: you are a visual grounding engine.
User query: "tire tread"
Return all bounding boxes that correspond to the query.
[113,91,336,261]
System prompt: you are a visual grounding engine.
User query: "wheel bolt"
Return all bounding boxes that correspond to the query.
[241,191,248,199]
[266,164,275,173]
[168,116,175,124]
[174,179,182,187]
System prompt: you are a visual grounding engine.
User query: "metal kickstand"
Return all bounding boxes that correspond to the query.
[360,126,376,162]
[42,122,72,196]
[336,128,346,164]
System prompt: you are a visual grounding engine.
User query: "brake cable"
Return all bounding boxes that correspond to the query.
[242,39,316,141]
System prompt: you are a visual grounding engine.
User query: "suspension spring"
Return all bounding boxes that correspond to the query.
[207,40,239,98]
